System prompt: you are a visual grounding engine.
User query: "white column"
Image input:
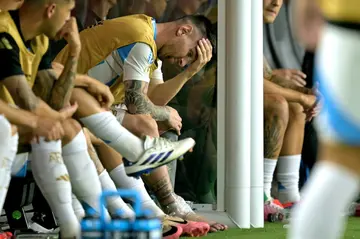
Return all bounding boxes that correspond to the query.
[225,0,252,228]
[216,0,226,212]
[250,0,264,228]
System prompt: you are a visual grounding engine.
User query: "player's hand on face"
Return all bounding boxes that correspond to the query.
[165,106,182,135]
[33,117,65,141]
[186,38,213,76]
[59,17,81,57]
[272,69,307,87]
[83,75,115,109]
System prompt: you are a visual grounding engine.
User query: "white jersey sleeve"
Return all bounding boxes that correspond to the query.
[150,59,164,83]
[123,42,160,83]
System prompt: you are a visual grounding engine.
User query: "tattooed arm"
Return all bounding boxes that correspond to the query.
[33,69,56,102]
[48,55,77,110]
[2,75,64,120]
[124,80,170,121]
[33,55,76,111]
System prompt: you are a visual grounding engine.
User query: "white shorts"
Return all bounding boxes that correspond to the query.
[110,104,128,124]
[315,23,360,145]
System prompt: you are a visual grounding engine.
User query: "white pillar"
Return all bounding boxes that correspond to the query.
[216,0,226,212]
[250,0,264,228]
[225,0,252,228]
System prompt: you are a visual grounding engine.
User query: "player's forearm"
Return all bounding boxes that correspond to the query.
[264,79,303,103]
[125,90,169,121]
[32,99,63,120]
[0,100,38,130]
[270,76,311,94]
[49,55,78,110]
[73,74,93,87]
[148,71,192,106]
[52,63,91,88]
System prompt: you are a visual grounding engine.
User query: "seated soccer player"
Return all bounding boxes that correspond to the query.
[262,0,319,212]
[54,13,226,232]
[0,0,79,233]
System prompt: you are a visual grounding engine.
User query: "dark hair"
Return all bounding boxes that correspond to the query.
[176,15,217,57]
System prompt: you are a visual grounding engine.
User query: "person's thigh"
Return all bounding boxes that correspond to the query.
[112,104,159,138]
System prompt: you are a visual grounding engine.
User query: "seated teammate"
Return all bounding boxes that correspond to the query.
[0,0,109,237]
[54,13,226,232]
[263,0,316,206]
[55,12,225,230]
[0,1,174,237]
[262,0,318,214]
[53,14,208,177]
[0,0,72,226]
[288,0,360,238]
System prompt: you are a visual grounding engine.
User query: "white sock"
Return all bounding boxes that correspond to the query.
[288,161,360,239]
[99,170,135,218]
[31,138,80,238]
[71,193,85,221]
[0,133,18,211]
[264,158,277,200]
[109,164,165,217]
[62,130,109,218]
[277,155,301,203]
[80,112,144,162]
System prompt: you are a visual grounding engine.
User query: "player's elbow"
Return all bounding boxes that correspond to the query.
[124,90,151,115]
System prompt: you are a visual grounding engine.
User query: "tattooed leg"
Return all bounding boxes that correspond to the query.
[264,94,289,159]
[143,168,175,206]
[263,94,289,199]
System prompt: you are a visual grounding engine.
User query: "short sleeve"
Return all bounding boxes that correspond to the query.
[121,42,155,83]
[150,59,164,83]
[0,33,24,80]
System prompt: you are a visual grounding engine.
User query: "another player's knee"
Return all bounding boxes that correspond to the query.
[137,115,159,138]
[264,94,289,126]
[124,114,159,138]
[71,88,105,119]
[288,102,306,122]
[61,118,83,146]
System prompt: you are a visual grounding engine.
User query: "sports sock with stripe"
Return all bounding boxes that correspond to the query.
[110,164,165,217]
[99,169,135,218]
[62,130,110,219]
[276,155,301,203]
[31,138,80,238]
[264,158,277,199]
